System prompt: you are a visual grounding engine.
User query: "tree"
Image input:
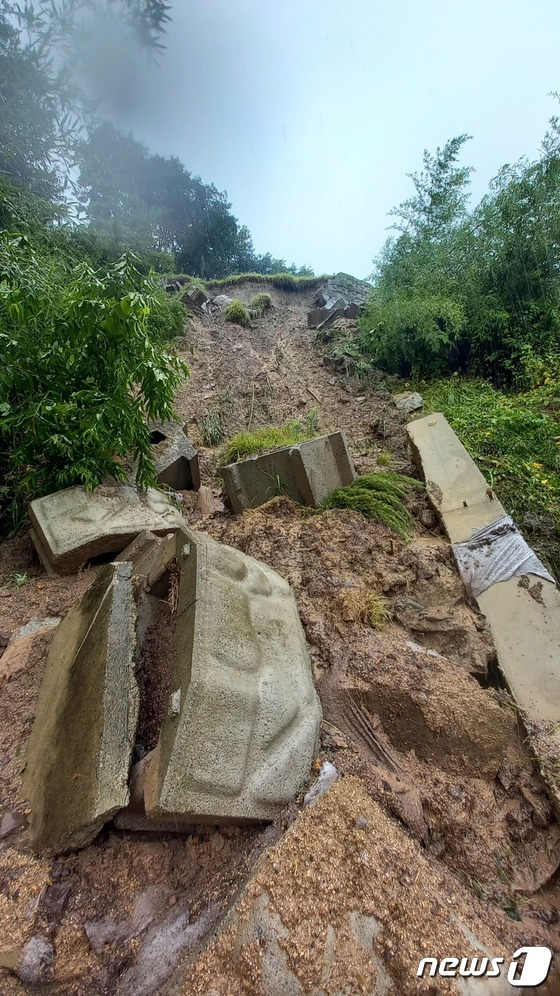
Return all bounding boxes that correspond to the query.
[0,0,172,199]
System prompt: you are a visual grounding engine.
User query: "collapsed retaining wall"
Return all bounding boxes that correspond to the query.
[24,528,322,853]
[407,412,560,813]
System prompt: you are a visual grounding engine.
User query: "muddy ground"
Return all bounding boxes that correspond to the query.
[1,281,559,993]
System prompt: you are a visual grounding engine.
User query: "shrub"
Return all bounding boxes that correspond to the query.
[321,473,424,538]
[146,289,186,341]
[224,299,251,327]
[423,377,560,528]
[219,421,311,465]
[360,293,466,379]
[0,240,189,532]
[250,292,272,316]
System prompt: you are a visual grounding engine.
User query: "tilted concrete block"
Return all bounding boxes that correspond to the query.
[29,485,186,574]
[220,432,356,513]
[149,419,200,492]
[131,528,322,824]
[24,563,139,854]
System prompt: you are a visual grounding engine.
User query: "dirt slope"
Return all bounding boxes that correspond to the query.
[1,280,559,994]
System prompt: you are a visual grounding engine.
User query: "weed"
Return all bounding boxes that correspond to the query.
[202,409,223,446]
[304,406,320,435]
[224,300,251,328]
[1,571,28,590]
[366,593,393,628]
[338,589,393,629]
[250,292,272,316]
[219,421,313,465]
[376,450,393,468]
[321,473,424,539]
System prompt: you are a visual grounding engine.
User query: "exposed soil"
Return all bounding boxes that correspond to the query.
[1,280,559,993]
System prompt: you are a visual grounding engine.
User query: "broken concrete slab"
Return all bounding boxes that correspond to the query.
[316,308,346,331]
[408,412,560,816]
[24,563,139,854]
[221,432,356,513]
[129,527,322,824]
[148,419,200,492]
[29,485,186,574]
[180,287,210,312]
[407,412,506,538]
[308,303,361,329]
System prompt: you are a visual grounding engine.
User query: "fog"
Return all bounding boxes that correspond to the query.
[81,0,560,277]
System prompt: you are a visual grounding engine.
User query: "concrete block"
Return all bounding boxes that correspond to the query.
[316,308,346,331]
[180,288,210,311]
[149,420,200,492]
[407,412,560,812]
[29,485,186,574]
[138,528,322,824]
[220,432,356,513]
[24,563,139,854]
[407,412,506,539]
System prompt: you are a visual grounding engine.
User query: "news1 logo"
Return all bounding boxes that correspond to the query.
[417,946,553,987]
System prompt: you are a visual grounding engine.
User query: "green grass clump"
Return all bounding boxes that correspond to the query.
[220,420,312,465]
[224,299,251,328]
[202,408,223,446]
[321,472,424,538]
[250,292,272,316]
[206,272,329,291]
[422,376,560,525]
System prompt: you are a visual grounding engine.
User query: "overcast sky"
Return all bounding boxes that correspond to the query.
[96,0,560,278]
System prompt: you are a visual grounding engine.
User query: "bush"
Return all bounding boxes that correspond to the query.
[321,473,424,538]
[146,289,186,341]
[360,293,466,379]
[250,292,272,316]
[0,239,189,532]
[422,376,560,527]
[224,299,251,327]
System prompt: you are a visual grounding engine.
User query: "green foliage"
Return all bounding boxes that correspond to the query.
[219,421,312,465]
[202,409,224,446]
[366,592,393,629]
[146,290,186,341]
[224,299,251,327]
[422,376,560,530]
[321,473,424,538]
[0,240,189,531]
[361,293,466,378]
[363,113,560,387]
[250,292,272,316]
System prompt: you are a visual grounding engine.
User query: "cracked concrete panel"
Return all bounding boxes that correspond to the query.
[24,563,139,854]
[148,419,200,492]
[221,432,356,513]
[143,528,322,824]
[29,485,186,574]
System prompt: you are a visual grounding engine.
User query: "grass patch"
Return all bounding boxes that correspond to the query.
[321,472,424,538]
[219,420,313,465]
[339,589,393,629]
[250,292,273,316]
[421,375,560,526]
[206,272,329,291]
[224,300,251,328]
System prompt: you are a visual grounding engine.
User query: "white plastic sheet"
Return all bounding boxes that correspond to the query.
[452,515,554,598]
